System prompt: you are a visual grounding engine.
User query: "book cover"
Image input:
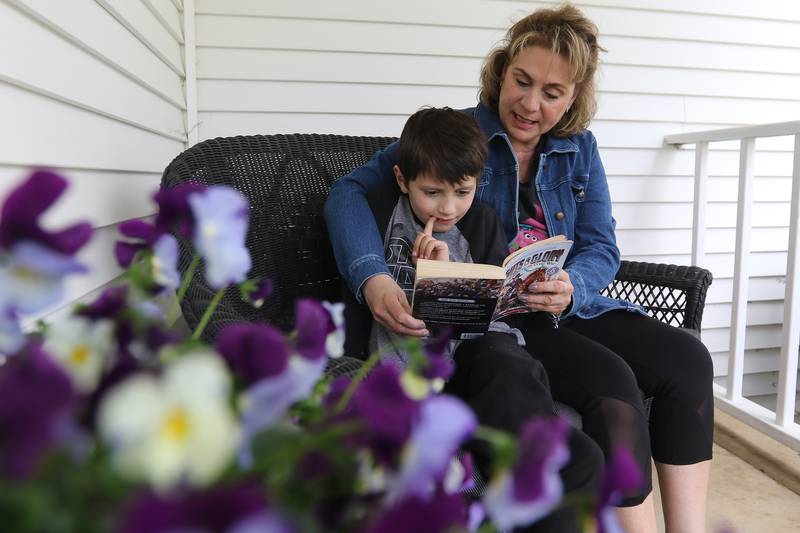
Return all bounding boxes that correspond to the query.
[493,237,572,320]
[410,236,572,339]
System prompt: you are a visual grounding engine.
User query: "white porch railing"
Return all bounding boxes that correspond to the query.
[664,121,800,451]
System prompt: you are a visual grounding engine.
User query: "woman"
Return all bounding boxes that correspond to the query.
[325,4,713,532]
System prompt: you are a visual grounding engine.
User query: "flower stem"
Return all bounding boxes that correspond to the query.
[191,287,226,340]
[334,349,382,414]
[176,254,200,305]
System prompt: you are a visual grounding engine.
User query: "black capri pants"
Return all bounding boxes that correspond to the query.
[506,310,714,506]
[446,331,604,532]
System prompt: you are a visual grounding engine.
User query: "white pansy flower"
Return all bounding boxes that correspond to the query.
[44,316,114,392]
[98,351,240,490]
[321,301,345,358]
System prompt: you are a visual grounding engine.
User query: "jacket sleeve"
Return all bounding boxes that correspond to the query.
[324,142,401,302]
[562,134,621,318]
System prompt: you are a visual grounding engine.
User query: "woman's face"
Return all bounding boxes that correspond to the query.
[497,45,576,153]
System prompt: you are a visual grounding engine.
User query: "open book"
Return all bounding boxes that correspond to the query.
[410,235,573,340]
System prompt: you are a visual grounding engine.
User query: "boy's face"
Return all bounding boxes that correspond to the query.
[393,166,477,233]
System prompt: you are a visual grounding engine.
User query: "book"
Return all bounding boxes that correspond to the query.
[410,235,573,340]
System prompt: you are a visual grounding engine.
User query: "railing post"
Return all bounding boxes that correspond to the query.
[692,141,709,267]
[727,137,755,401]
[777,134,800,426]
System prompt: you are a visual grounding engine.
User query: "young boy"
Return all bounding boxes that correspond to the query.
[341,107,509,363]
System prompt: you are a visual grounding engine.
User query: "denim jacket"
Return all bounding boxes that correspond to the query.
[324,103,641,319]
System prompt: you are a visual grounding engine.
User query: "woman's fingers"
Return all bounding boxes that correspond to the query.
[521,273,574,313]
[363,274,428,336]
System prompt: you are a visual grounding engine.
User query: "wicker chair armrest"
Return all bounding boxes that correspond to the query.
[602,260,713,332]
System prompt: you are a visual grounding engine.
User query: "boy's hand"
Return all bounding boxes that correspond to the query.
[412,217,450,264]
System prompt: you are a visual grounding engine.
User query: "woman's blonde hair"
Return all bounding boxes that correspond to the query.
[479,3,604,137]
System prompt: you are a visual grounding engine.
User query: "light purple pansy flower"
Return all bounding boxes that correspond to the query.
[188,186,252,289]
[596,446,644,533]
[150,234,180,291]
[483,417,571,531]
[0,170,91,255]
[321,301,345,358]
[0,241,87,314]
[238,354,327,468]
[0,305,25,356]
[389,395,476,501]
[229,510,295,533]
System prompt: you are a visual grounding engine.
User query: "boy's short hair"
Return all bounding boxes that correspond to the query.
[397,107,487,185]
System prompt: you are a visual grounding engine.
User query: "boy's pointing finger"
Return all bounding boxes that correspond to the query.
[424,216,436,236]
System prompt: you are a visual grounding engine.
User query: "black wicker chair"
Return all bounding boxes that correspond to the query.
[161,133,712,343]
[161,133,713,497]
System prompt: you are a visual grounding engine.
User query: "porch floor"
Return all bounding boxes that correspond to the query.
[653,408,800,532]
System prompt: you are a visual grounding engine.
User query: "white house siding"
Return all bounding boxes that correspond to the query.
[193,0,800,407]
[0,0,186,324]
[4,0,799,408]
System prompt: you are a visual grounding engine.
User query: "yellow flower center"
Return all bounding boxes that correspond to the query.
[12,266,39,281]
[162,408,191,442]
[202,222,219,240]
[69,345,91,365]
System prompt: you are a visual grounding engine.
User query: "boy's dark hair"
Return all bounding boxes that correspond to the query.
[397,107,487,185]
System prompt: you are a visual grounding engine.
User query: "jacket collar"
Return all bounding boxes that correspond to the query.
[474,103,579,155]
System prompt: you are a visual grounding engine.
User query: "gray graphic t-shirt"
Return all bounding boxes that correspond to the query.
[370,196,472,365]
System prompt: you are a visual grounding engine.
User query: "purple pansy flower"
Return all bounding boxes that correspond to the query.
[367,491,466,533]
[389,395,476,501]
[115,223,179,294]
[188,186,252,289]
[242,278,273,308]
[75,286,178,361]
[114,219,159,268]
[353,362,421,463]
[0,170,91,255]
[483,416,571,531]
[0,342,76,478]
[295,298,336,360]
[0,171,90,318]
[119,482,278,533]
[153,182,205,238]
[596,446,644,533]
[76,285,129,320]
[215,323,290,385]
